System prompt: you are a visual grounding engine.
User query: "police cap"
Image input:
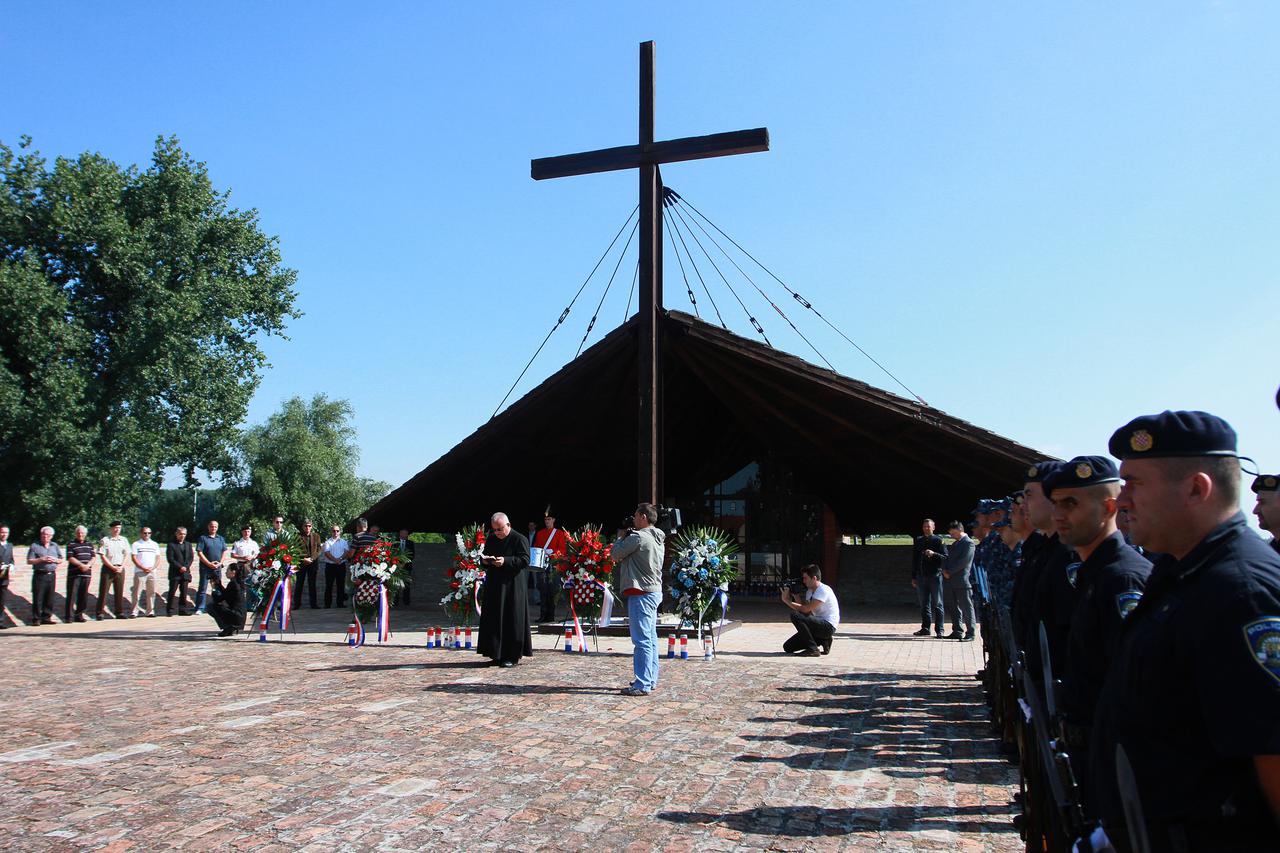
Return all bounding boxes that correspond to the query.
[1043,455,1121,498]
[1253,475,1280,494]
[1024,460,1062,485]
[1108,410,1238,460]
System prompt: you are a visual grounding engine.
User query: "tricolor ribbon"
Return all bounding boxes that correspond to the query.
[350,617,366,648]
[696,588,730,654]
[473,571,485,617]
[375,584,390,643]
[258,575,293,636]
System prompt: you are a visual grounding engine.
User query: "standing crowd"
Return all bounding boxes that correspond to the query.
[0,515,415,631]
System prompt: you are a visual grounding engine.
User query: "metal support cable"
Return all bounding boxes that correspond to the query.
[674,198,835,372]
[666,201,770,346]
[491,206,639,419]
[576,221,639,358]
[623,262,638,321]
[663,219,700,319]
[663,195,728,329]
[669,190,927,405]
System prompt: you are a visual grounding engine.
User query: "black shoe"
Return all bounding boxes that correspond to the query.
[820,644,831,655]
[499,660,514,668]
[935,632,945,638]
[799,647,822,657]
[912,628,931,637]
[962,633,976,642]
[75,615,87,623]
[945,631,964,640]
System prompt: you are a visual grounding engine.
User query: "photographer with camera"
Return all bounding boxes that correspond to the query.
[780,564,840,656]
[613,503,666,696]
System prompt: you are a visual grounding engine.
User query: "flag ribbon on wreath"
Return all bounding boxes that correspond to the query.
[375,584,391,643]
[473,572,485,617]
[696,588,729,653]
[350,616,366,648]
[258,574,292,635]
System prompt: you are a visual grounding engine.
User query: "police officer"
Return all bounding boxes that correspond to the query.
[986,496,1023,611]
[1253,474,1280,556]
[1012,461,1067,663]
[1091,411,1280,850]
[1043,456,1151,818]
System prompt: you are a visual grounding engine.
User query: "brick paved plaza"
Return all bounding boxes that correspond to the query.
[0,605,1019,852]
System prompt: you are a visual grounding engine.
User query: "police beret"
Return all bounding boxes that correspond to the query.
[1108,410,1238,460]
[1042,455,1120,497]
[995,498,1012,512]
[1253,475,1280,494]
[1024,460,1062,484]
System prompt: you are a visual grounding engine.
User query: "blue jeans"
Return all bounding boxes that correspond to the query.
[195,565,220,612]
[627,592,661,692]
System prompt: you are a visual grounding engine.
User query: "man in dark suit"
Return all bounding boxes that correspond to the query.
[166,526,196,616]
[911,518,946,637]
[941,521,976,640]
[0,524,13,629]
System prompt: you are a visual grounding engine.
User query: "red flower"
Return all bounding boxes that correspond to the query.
[451,581,461,589]
[282,554,292,563]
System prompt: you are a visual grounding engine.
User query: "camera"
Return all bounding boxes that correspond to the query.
[783,578,807,596]
[656,506,682,533]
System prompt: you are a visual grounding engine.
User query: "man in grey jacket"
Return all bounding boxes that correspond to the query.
[611,503,666,696]
[942,521,976,640]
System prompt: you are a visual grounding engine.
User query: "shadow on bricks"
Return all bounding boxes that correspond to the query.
[657,803,1010,836]
[732,670,1014,786]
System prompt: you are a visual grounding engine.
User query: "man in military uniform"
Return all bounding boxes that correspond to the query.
[1091,411,1280,850]
[1253,474,1280,555]
[1012,461,1067,662]
[1044,456,1151,817]
[911,519,946,637]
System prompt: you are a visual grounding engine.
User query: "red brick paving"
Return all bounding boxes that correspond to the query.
[0,604,1020,851]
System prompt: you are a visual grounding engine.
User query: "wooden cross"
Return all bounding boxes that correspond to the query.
[532,40,769,506]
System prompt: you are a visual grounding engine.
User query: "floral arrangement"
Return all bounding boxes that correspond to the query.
[551,524,614,622]
[245,531,303,608]
[668,525,740,628]
[442,523,486,626]
[348,537,410,621]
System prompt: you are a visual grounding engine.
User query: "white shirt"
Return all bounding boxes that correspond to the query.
[100,535,131,568]
[322,536,348,563]
[131,538,160,572]
[231,538,260,561]
[807,582,840,629]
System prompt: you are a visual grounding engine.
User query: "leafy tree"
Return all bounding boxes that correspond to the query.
[0,136,298,537]
[224,394,391,533]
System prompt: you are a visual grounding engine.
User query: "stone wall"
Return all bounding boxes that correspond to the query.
[834,544,914,607]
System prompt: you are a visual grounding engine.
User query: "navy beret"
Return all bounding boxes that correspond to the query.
[1253,475,1280,494]
[1024,460,1062,484]
[1108,410,1238,460]
[1043,455,1120,497]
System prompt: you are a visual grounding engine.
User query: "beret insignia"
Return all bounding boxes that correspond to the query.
[1244,618,1280,686]
[1267,477,1278,489]
[1076,462,1094,479]
[1129,429,1154,452]
[1027,464,1039,478]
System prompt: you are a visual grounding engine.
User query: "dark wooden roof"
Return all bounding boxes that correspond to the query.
[365,311,1049,534]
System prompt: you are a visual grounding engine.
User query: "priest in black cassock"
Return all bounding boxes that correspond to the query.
[477,511,533,667]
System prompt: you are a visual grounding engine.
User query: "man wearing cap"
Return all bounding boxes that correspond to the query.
[1090,411,1280,848]
[1253,474,1280,556]
[911,519,947,637]
[532,510,570,624]
[1044,455,1151,816]
[941,521,976,640]
[96,521,130,620]
[1012,462,1068,659]
[985,497,1023,612]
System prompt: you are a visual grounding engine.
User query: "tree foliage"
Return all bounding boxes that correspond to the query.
[0,135,298,537]
[223,394,391,532]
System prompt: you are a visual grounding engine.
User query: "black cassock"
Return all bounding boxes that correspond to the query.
[477,530,533,663]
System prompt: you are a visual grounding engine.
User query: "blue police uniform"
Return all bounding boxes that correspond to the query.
[1089,411,1280,850]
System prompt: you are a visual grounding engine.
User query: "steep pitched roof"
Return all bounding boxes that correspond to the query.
[366,311,1048,534]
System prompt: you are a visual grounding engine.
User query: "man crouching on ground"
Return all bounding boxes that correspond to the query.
[781,565,840,656]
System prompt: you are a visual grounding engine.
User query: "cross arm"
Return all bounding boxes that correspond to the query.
[531,127,769,181]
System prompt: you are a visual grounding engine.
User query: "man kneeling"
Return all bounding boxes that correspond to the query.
[780,565,840,657]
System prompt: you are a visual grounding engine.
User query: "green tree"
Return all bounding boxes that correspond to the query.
[224,394,391,532]
[0,136,298,537]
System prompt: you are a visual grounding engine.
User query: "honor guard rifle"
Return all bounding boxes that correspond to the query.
[1028,620,1088,847]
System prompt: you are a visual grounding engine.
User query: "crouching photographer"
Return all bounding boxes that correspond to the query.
[780,564,840,657]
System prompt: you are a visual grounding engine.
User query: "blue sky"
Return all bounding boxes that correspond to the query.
[4,2,1278,516]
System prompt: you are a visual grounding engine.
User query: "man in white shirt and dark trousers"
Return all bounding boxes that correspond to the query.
[780,564,840,656]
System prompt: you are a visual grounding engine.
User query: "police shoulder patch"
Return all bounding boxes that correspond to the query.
[1243,618,1280,685]
[1116,591,1142,620]
[1065,561,1081,589]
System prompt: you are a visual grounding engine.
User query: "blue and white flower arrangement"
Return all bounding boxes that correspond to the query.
[668,525,740,628]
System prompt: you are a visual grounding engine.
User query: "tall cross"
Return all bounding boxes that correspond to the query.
[532,40,769,505]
